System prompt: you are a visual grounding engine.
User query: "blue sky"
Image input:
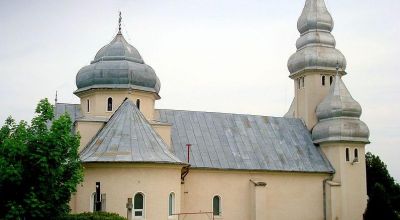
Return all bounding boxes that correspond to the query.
[0,0,399,181]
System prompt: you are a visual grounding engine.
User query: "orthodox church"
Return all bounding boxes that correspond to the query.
[55,0,370,219]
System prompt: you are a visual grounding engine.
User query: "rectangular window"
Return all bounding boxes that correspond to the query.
[346,148,350,162]
[87,99,90,113]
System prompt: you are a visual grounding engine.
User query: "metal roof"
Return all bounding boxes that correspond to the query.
[54,103,82,122]
[75,31,161,95]
[79,100,183,164]
[54,103,333,173]
[156,109,334,173]
[312,75,370,144]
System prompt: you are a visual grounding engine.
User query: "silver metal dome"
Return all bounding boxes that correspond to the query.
[288,0,347,76]
[75,31,160,94]
[312,75,370,144]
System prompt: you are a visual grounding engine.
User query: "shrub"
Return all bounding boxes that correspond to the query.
[61,212,127,220]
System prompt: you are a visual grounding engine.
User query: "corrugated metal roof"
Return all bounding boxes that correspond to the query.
[156,109,334,173]
[79,100,183,164]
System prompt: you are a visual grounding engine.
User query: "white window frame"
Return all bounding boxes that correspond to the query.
[168,192,175,217]
[133,192,145,219]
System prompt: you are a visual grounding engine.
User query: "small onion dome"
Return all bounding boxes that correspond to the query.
[288,0,347,76]
[75,31,160,95]
[312,75,370,144]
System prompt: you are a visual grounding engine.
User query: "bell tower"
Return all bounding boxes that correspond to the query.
[312,73,370,220]
[285,0,346,130]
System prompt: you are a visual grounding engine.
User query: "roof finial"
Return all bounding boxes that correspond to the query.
[55,90,58,104]
[118,11,122,32]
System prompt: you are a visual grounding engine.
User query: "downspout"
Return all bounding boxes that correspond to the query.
[323,174,334,220]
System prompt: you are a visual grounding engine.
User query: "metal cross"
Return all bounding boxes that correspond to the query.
[119,11,122,31]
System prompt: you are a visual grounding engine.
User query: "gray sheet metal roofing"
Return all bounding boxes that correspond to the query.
[156,109,334,173]
[54,103,333,173]
[79,100,183,164]
[54,103,82,122]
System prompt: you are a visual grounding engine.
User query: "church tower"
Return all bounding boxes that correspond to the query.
[312,72,370,220]
[73,14,163,150]
[74,14,160,121]
[286,0,346,130]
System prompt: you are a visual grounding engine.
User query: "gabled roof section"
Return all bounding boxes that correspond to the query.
[156,109,334,173]
[80,100,183,164]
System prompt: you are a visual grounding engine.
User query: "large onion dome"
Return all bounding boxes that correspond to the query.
[75,30,160,95]
[288,0,347,76]
[312,74,369,143]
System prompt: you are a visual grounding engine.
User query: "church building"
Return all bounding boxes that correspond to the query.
[55,0,370,219]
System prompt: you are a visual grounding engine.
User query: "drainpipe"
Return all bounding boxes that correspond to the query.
[323,175,334,220]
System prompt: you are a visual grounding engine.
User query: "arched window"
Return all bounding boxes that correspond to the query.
[107,97,113,111]
[169,192,175,216]
[87,99,90,113]
[330,76,333,85]
[346,148,350,162]
[213,195,221,216]
[134,193,144,217]
[354,148,359,162]
[322,75,326,86]
[136,99,141,110]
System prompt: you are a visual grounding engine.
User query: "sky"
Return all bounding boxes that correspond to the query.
[0,0,399,181]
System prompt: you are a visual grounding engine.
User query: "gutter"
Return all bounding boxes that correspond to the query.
[323,175,333,220]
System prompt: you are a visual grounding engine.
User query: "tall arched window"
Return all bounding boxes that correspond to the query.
[134,193,144,217]
[87,99,90,113]
[136,99,141,110]
[213,195,221,216]
[107,97,113,111]
[322,75,326,86]
[346,148,350,162]
[169,192,175,216]
[354,148,359,162]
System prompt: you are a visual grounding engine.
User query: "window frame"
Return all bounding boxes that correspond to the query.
[354,148,359,163]
[133,192,145,219]
[345,148,350,162]
[107,97,113,112]
[86,99,90,113]
[212,195,222,217]
[168,192,175,217]
[136,99,141,110]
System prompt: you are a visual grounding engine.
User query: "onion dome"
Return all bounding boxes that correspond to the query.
[288,0,347,76]
[312,74,369,144]
[75,30,160,95]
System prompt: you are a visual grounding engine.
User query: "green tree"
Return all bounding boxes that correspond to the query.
[0,99,83,219]
[364,152,400,220]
